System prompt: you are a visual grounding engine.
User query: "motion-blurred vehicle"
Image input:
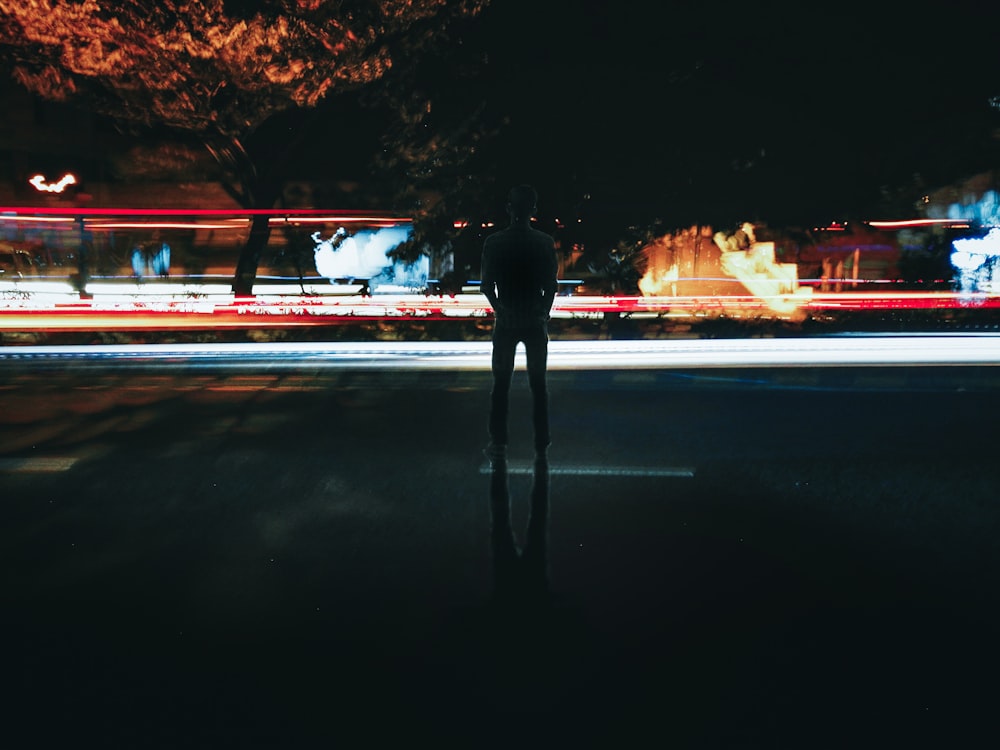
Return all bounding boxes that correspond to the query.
[0,244,37,278]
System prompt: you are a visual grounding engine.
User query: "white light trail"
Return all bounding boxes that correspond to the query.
[2,335,999,369]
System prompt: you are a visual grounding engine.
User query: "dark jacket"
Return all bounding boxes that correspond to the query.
[481,225,558,328]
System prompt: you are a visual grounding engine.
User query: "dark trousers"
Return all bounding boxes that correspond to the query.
[489,323,550,449]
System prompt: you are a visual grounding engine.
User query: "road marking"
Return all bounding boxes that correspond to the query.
[0,456,79,473]
[480,462,695,477]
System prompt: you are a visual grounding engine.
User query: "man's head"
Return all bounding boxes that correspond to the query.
[507,184,537,222]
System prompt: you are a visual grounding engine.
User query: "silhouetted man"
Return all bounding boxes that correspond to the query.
[481,184,558,463]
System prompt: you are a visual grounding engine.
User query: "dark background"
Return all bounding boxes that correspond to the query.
[3,1,998,256]
[459,0,1000,233]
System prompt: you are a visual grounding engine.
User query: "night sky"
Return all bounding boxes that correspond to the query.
[460,0,1000,234]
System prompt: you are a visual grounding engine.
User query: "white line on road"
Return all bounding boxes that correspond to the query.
[480,462,695,477]
[0,457,79,472]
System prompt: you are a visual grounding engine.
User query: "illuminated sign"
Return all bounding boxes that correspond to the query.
[28,173,77,193]
[312,225,428,291]
[951,227,1000,296]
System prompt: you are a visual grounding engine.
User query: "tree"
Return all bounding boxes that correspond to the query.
[344,27,505,286]
[0,0,489,295]
[586,227,650,296]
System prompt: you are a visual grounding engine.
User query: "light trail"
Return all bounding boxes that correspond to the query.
[3,290,1000,333]
[2,335,999,370]
[479,462,696,477]
[0,457,79,472]
[0,206,411,221]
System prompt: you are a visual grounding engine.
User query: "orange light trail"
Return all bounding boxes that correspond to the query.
[1,207,413,235]
[0,215,77,224]
[84,222,241,231]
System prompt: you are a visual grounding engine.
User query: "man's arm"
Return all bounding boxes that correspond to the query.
[480,240,501,311]
[540,237,558,317]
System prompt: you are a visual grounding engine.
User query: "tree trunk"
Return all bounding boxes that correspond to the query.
[233,211,271,297]
[201,134,281,298]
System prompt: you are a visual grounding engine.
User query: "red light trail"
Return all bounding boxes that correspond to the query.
[1,291,999,333]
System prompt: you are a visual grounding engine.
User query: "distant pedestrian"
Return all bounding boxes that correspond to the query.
[130,244,146,278]
[481,184,559,463]
[151,241,171,277]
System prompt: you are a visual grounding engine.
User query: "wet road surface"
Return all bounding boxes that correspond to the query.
[2,354,999,747]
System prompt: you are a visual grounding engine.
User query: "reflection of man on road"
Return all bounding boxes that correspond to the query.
[489,457,550,605]
[481,185,559,463]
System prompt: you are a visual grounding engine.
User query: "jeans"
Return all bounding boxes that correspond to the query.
[489,323,550,449]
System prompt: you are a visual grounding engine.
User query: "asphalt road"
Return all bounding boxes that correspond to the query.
[3,352,1000,748]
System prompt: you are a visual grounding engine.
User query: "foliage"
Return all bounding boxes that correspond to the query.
[585,225,655,295]
[0,1,484,138]
[107,141,221,181]
[357,29,504,268]
[0,0,490,292]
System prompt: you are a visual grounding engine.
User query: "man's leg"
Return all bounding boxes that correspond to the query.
[488,328,517,451]
[524,325,550,455]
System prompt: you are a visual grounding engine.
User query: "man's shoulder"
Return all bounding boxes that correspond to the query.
[528,228,556,248]
[486,226,554,248]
